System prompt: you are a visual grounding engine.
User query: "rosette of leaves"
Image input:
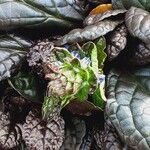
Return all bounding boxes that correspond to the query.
[112,0,150,12]
[0,0,87,31]
[105,67,150,149]
[22,109,65,150]
[0,34,31,81]
[42,37,107,119]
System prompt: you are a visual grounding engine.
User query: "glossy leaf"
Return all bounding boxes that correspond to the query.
[125,7,150,65]
[61,117,92,150]
[131,42,150,65]
[125,7,150,49]
[0,0,85,31]
[8,70,42,102]
[106,25,127,60]
[0,34,31,81]
[22,0,84,21]
[84,9,126,26]
[55,20,122,45]
[106,67,150,149]
[112,0,150,12]
[66,100,100,116]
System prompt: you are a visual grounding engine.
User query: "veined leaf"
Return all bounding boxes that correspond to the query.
[84,9,126,26]
[23,109,65,150]
[125,7,150,49]
[0,112,22,149]
[22,0,84,21]
[8,70,42,102]
[112,0,150,11]
[0,34,31,81]
[106,67,150,149]
[0,0,85,31]
[55,20,122,45]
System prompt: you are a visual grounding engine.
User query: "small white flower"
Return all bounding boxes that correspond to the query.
[71,51,81,59]
[80,57,91,68]
[98,74,105,84]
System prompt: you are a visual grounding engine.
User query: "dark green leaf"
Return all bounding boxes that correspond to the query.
[55,20,122,45]
[22,0,84,21]
[0,34,31,49]
[8,70,41,102]
[112,0,150,11]
[0,34,31,81]
[60,117,92,149]
[134,67,150,92]
[106,67,150,149]
[125,7,150,49]
[125,7,150,65]
[0,0,85,31]
[84,9,126,26]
